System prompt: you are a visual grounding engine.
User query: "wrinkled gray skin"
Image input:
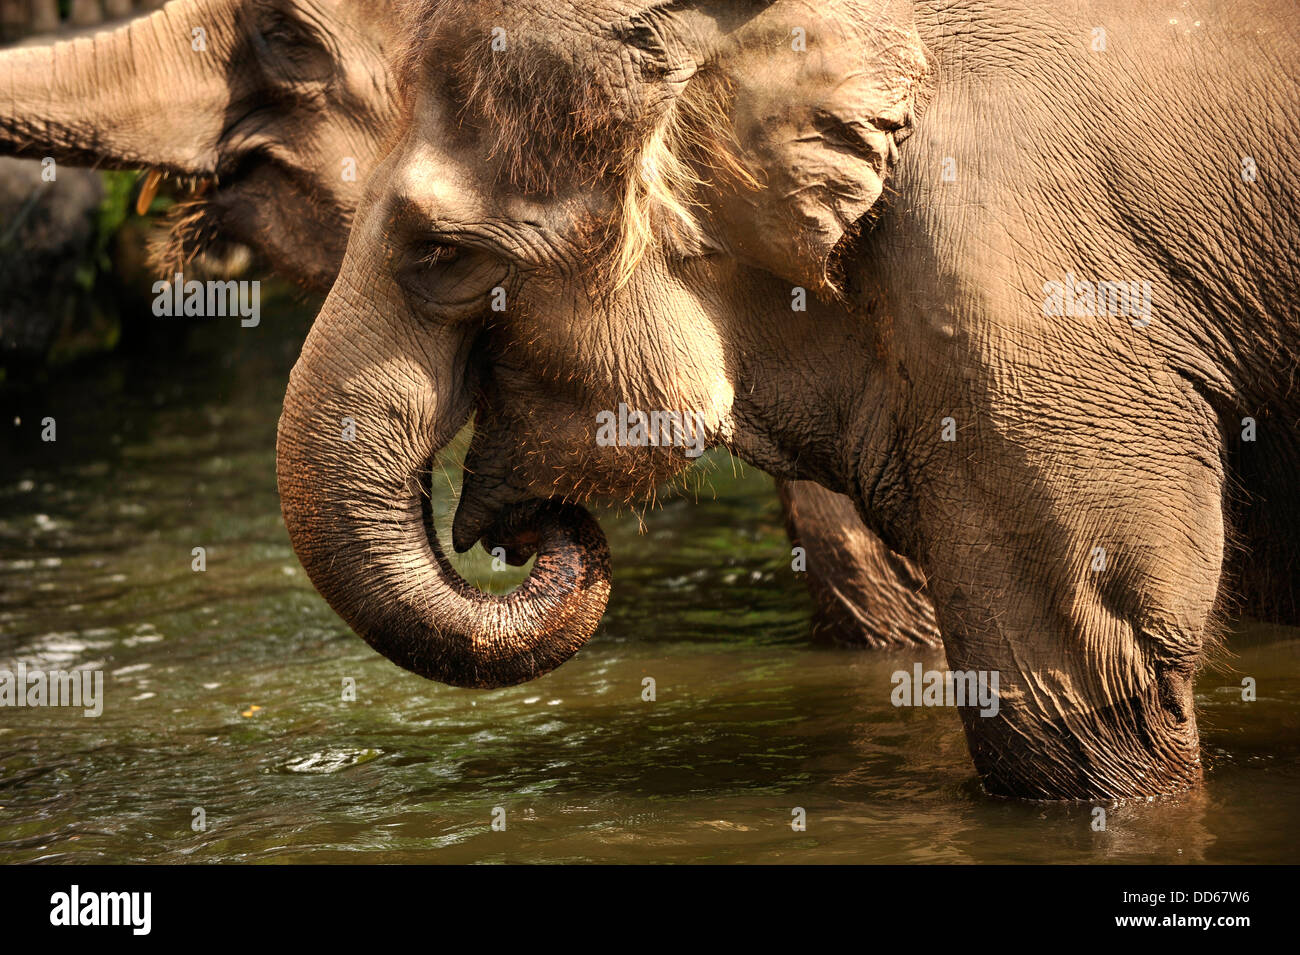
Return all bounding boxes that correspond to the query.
[280,0,1299,799]
[0,0,936,652]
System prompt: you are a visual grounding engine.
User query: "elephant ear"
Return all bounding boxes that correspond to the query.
[709,0,929,292]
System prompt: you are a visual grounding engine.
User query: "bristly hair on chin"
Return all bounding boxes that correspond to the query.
[147,198,225,278]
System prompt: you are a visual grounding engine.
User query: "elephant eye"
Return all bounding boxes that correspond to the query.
[419,243,463,267]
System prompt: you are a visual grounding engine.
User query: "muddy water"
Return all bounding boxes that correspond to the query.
[0,300,1296,863]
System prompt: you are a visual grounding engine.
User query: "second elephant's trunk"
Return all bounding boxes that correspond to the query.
[0,0,233,171]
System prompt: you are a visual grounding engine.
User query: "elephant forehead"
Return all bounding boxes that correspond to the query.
[421,0,690,136]
[428,0,662,99]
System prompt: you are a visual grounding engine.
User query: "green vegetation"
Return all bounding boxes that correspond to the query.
[76,169,138,290]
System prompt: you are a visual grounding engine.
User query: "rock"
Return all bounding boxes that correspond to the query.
[0,156,104,366]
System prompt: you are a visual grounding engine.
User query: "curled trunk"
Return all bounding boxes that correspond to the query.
[277,194,612,689]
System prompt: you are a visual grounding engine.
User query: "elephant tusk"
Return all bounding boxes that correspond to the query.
[135,168,163,216]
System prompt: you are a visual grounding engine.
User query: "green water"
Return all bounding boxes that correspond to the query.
[1,299,1297,864]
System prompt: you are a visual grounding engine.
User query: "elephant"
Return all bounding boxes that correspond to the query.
[277,0,1300,800]
[0,0,941,651]
[779,478,937,647]
[0,0,401,292]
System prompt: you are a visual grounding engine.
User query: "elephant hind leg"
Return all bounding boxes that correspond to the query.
[777,479,940,648]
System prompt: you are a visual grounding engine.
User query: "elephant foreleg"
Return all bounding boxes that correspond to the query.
[913,416,1226,799]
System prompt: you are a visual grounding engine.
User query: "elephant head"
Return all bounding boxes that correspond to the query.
[0,0,402,289]
[278,0,928,687]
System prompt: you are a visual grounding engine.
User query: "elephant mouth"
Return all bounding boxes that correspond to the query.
[450,417,712,561]
[143,184,229,276]
[133,159,242,274]
[133,168,217,217]
[141,152,344,287]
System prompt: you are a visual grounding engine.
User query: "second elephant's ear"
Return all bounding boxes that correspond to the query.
[708,0,929,292]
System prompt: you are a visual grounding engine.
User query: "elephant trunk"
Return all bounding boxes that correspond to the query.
[0,0,230,172]
[276,204,611,689]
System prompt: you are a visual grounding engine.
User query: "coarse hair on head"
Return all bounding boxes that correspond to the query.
[393,1,761,290]
[610,67,760,289]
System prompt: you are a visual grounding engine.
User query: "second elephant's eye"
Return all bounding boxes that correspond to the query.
[420,243,463,266]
